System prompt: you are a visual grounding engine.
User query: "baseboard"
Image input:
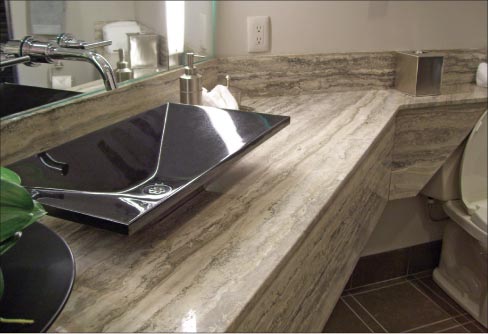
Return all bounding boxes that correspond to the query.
[345,240,442,289]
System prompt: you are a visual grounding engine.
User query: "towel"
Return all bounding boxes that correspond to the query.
[202,85,239,110]
[476,63,487,88]
[102,21,141,54]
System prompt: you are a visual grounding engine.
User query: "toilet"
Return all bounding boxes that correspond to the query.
[422,111,487,327]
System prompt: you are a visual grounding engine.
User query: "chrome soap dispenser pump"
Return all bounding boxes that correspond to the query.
[180,53,204,105]
[114,48,133,83]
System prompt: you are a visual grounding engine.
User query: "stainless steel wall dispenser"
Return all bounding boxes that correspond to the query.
[395,51,444,96]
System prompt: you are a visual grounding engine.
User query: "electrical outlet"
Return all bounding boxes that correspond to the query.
[247,16,270,53]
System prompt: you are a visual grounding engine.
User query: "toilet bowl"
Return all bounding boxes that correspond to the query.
[421,110,487,327]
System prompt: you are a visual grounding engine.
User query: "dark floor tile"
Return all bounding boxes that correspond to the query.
[417,277,466,315]
[342,276,353,295]
[409,279,460,317]
[354,282,450,332]
[454,314,475,325]
[407,241,442,274]
[476,322,488,333]
[351,249,409,287]
[407,269,433,280]
[345,277,408,296]
[462,322,487,333]
[323,299,372,333]
[455,314,488,332]
[342,296,387,333]
[407,318,460,333]
[441,325,469,332]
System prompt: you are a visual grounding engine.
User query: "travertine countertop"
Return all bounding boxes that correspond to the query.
[44,85,487,332]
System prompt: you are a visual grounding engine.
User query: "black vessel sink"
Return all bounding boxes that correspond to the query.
[0,82,80,118]
[9,103,290,234]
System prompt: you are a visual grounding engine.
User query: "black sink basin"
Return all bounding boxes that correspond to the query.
[0,82,80,118]
[9,103,290,234]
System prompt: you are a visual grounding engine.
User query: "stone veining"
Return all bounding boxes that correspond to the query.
[390,102,487,199]
[40,85,487,332]
[218,49,486,97]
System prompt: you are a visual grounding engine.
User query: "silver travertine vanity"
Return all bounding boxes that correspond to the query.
[1,49,487,331]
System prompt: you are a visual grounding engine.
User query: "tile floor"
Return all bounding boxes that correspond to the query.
[323,271,488,333]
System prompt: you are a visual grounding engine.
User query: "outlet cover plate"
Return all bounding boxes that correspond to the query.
[247,16,270,53]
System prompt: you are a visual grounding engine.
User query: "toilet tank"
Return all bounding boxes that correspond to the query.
[421,142,463,201]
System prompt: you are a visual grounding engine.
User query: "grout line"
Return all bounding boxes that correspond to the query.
[434,323,465,333]
[345,268,433,295]
[350,280,408,296]
[408,281,453,318]
[410,269,434,280]
[351,295,388,333]
[454,316,471,326]
[414,277,462,315]
[454,315,472,326]
[405,317,454,333]
[341,297,375,333]
[471,321,488,332]
[349,274,409,290]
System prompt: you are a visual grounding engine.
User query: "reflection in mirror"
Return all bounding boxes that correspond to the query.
[0,0,214,119]
[7,1,171,91]
[166,1,214,68]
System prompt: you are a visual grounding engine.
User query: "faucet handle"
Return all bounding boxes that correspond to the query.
[56,33,112,50]
[0,55,31,69]
[185,52,205,68]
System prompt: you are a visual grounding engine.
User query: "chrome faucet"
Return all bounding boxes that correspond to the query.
[0,34,117,91]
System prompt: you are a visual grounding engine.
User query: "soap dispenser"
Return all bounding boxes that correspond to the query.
[180,53,204,105]
[114,49,133,83]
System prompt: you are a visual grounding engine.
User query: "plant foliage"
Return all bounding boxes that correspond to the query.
[0,167,46,299]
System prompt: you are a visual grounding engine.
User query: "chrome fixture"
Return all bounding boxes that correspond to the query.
[179,52,205,105]
[0,34,117,91]
[37,152,69,176]
[0,55,31,69]
[395,51,444,96]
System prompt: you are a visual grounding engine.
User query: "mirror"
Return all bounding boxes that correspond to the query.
[0,0,215,118]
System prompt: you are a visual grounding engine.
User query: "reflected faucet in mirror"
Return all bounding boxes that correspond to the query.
[0,34,117,91]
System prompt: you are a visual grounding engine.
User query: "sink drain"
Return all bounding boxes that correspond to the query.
[142,183,172,195]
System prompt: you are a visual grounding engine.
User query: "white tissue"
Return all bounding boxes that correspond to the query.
[51,75,72,90]
[476,63,487,88]
[202,85,239,110]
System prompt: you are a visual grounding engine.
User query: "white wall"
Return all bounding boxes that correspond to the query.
[185,1,213,55]
[135,1,166,36]
[362,196,447,256]
[216,1,487,56]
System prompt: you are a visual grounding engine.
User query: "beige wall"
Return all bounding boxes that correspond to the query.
[362,196,447,256]
[216,1,487,56]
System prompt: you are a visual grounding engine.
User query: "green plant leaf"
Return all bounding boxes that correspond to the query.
[0,207,36,243]
[0,167,46,256]
[0,167,21,185]
[32,200,47,219]
[0,234,21,256]
[0,178,33,211]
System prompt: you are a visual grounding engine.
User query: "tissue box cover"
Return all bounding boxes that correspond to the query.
[395,51,444,96]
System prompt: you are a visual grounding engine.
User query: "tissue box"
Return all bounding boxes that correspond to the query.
[395,51,444,96]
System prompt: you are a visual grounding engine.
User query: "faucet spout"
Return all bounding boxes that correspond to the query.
[50,47,117,91]
[88,52,118,91]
